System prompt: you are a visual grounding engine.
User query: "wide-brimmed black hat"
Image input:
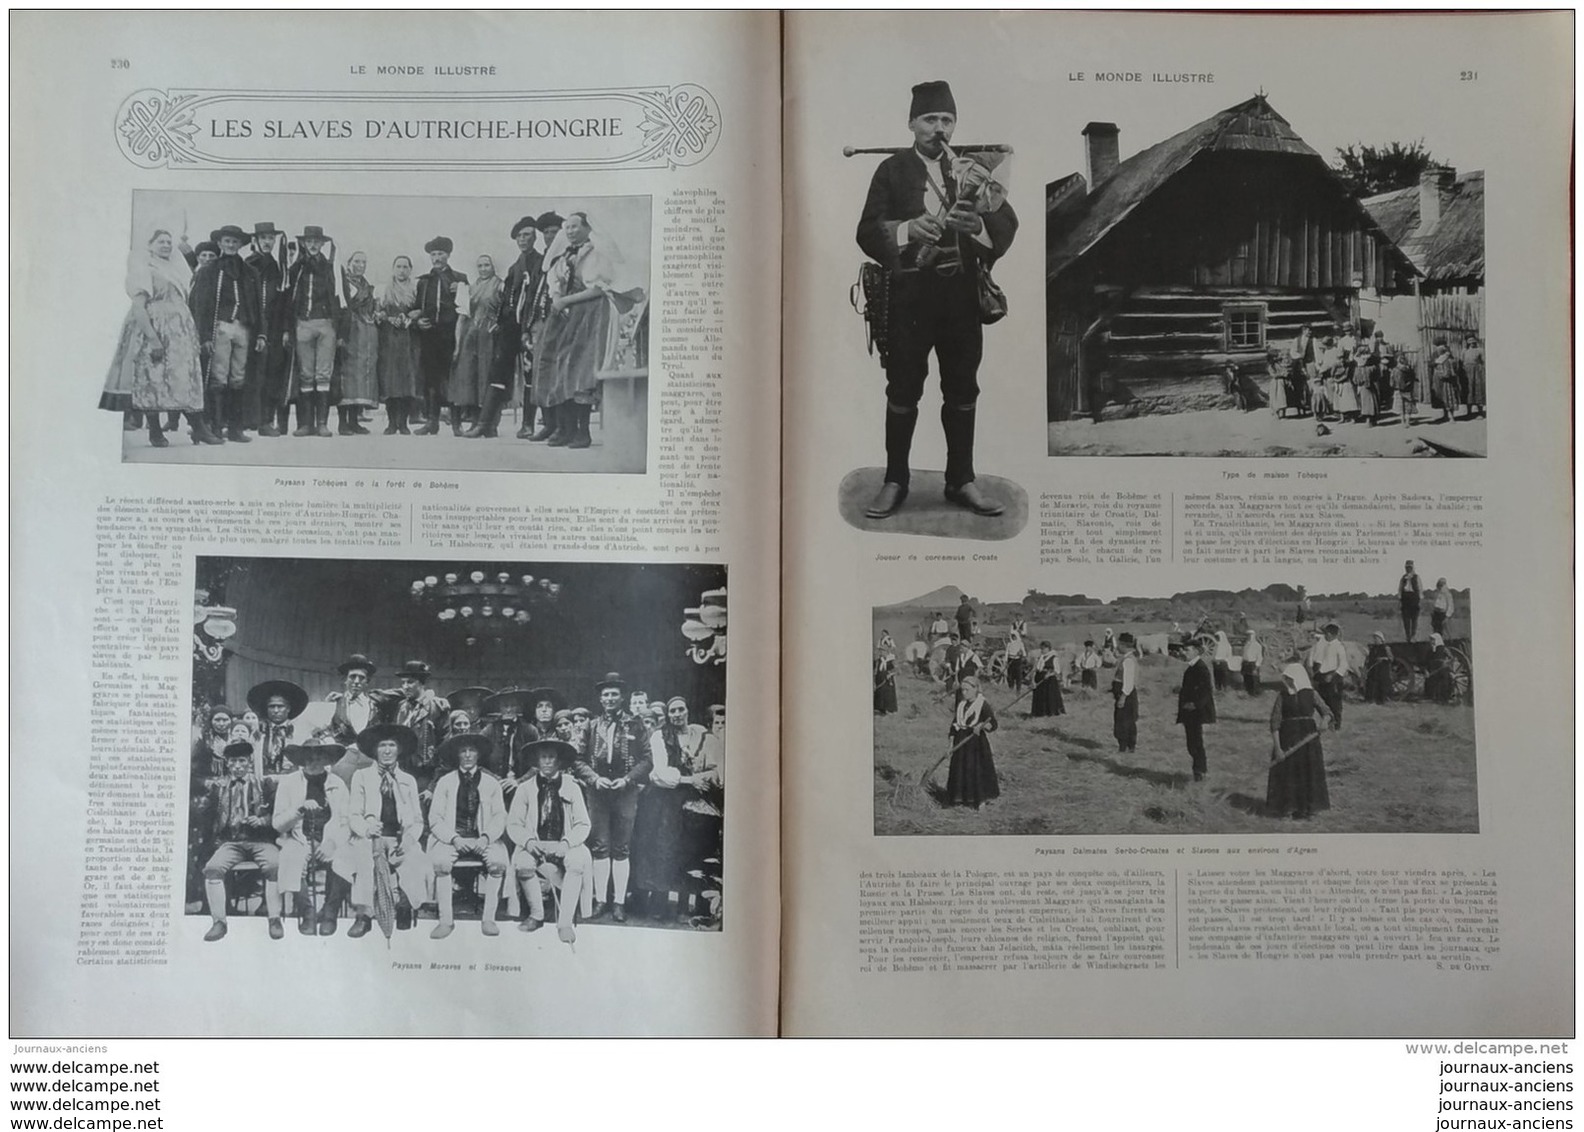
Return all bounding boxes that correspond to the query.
[338,653,377,677]
[355,723,419,763]
[510,215,538,239]
[522,686,566,713]
[395,660,431,682]
[435,731,496,768]
[423,235,453,254]
[522,738,576,769]
[446,686,495,720]
[252,221,281,237]
[285,740,345,767]
[594,671,627,695]
[482,688,536,718]
[534,211,564,231]
[247,679,309,720]
[298,224,330,242]
[213,224,249,243]
[223,739,255,761]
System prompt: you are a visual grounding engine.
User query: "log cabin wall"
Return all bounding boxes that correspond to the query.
[201,558,727,713]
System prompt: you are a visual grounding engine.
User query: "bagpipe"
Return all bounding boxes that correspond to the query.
[847,143,1013,368]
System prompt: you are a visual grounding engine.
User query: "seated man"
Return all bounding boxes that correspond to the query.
[341,724,431,938]
[201,740,283,941]
[427,732,508,939]
[505,739,591,944]
[272,739,351,936]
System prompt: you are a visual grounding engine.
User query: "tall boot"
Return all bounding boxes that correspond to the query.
[450,401,466,436]
[568,402,593,449]
[314,392,334,437]
[187,408,224,446]
[884,404,919,487]
[292,397,314,437]
[225,388,251,442]
[337,405,356,436]
[397,398,413,435]
[349,407,370,434]
[941,403,976,490]
[546,402,573,446]
[415,391,440,435]
[319,871,350,935]
[165,412,181,432]
[383,399,400,435]
[528,403,556,442]
[147,416,168,448]
[258,402,282,437]
[463,386,505,438]
[517,386,537,439]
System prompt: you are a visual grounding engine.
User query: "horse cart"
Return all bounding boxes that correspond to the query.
[1357,638,1473,704]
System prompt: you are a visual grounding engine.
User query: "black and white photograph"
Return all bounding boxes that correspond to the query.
[187,557,726,945]
[873,568,1475,836]
[838,79,1029,540]
[1046,93,1486,458]
[103,190,651,472]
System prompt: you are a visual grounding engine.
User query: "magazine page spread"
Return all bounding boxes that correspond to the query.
[781,10,1572,1036]
[10,9,782,1037]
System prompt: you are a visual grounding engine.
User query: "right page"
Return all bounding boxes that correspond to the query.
[781,10,1572,1036]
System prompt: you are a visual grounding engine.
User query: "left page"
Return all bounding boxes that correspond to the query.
[10,10,782,1036]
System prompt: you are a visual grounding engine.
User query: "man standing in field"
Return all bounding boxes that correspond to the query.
[1176,639,1217,782]
[1111,633,1139,753]
[1398,560,1422,642]
[1312,622,1349,730]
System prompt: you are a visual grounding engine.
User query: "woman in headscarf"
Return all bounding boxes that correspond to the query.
[873,642,898,715]
[1463,333,1485,418]
[1363,631,1393,705]
[631,697,722,921]
[533,211,619,449]
[1429,578,1456,637]
[1239,629,1264,697]
[1029,641,1066,718]
[334,251,379,435]
[1266,664,1333,820]
[100,228,213,447]
[1353,343,1379,424]
[1430,339,1462,423]
[450,253,503,436]
[1424,633,1458,704]
[945,675,999,808]
[375,254,422,434]
[1211,630,1234,692]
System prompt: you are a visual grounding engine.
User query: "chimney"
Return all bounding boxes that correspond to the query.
[1418,164,1456,233]
[1082,121,1120,187]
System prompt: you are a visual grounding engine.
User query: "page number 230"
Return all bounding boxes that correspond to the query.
[111,58,130,69]
[1460,70,1478,81]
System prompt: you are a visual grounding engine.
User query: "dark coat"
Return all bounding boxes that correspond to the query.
[856,149,1018,272]
[1176,660,1217,725]
[190,255,263,340]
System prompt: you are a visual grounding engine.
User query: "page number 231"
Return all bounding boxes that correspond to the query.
[111,58,130,68]
[1460,70,1478,81]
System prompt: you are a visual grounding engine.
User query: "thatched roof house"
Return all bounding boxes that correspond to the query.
[1362,168,1484,290]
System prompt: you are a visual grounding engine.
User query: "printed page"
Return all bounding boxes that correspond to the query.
[10,9,781,1037]
[780,10,1572,1036]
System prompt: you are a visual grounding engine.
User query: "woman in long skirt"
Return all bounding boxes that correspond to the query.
[1363,632,1393,704]
[1431,340,1462,422]
[1353,346,1379,423]
[535,212,617,448]
[447,254,503,433]
[1463,334,1485,416]
[631,698,722,920]
[1029,641,1065,717]
[335,252,379,434]
[1266,664,1333,820]
[945,676,999,808]
[376,256,422,434]
[873,650,898,714]
[99,228,211,447]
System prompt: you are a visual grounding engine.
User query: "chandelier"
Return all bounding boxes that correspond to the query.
[410,570,562,645]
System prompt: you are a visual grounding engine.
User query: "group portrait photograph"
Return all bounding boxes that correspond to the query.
[102,190,652,474]
[188,556,727,946]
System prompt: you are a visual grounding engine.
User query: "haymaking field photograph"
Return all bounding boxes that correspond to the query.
[872,579,1476,836]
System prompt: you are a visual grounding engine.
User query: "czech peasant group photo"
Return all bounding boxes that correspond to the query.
[873,571,1475,837]
[101,190,651,473]
[188,557,726,946]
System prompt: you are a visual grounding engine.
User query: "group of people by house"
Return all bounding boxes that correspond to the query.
[188,656,724,945]
[877,578,1468,821]
[103,210,642,453]
[1266,324,1484,427]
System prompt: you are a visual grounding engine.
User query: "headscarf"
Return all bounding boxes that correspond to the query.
[128,227,193,302]
[1281,663,1312,693]
[383,256,417,313]
[543,211,621,296]
[468,256,502,317]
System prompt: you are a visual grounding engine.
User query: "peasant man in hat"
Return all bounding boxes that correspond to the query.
[243,222,294,436]
[200,740,283,942]
[505,739,591,943]
[272,740,351,935]
[369,659,451,790]
[466,213,548,440]
[342,724,431,938]
[325,654,380,743]
[427,732,509,938]
[413,236,469,435]
[573,672,652,923]
[285,224,342,438]
[856,80,1018,521]
[187,223,263,444]
[246,678,308,778]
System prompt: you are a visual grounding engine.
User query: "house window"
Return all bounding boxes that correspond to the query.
[1223,303,1266,351]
